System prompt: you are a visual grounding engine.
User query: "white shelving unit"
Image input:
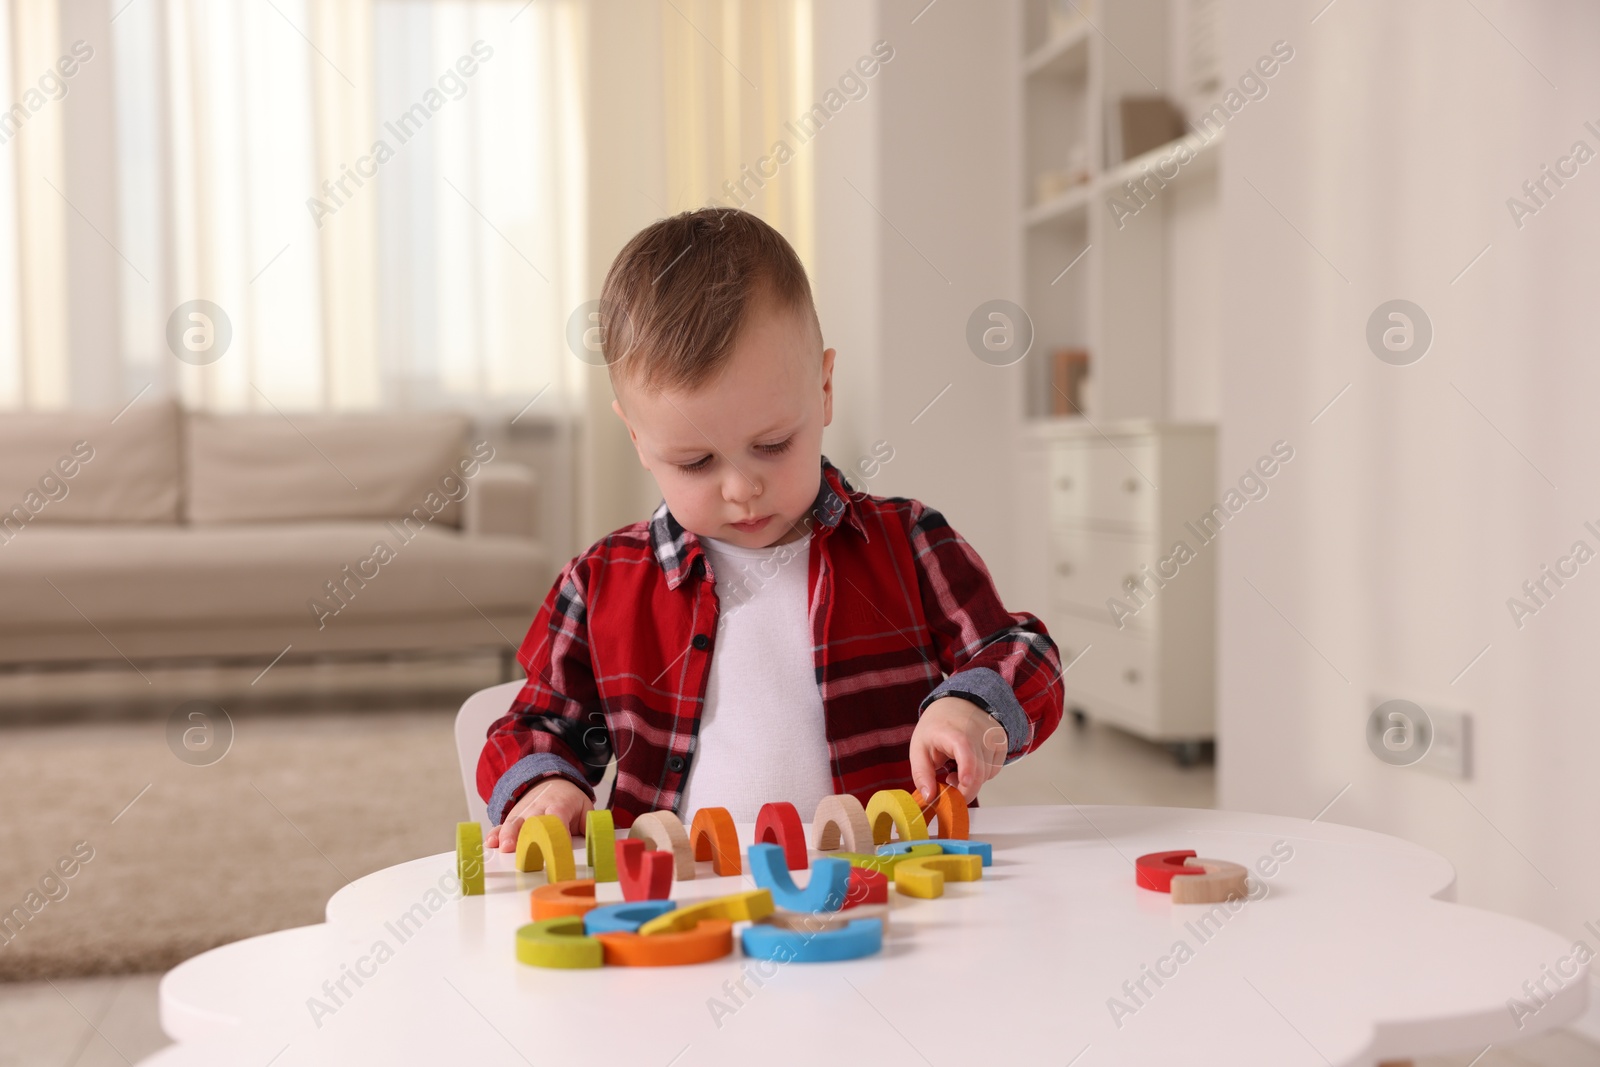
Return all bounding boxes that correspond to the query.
[1020,0,1223,420]
[1015,0,1222,759]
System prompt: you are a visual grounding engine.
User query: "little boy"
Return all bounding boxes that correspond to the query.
[480,208,1062,848]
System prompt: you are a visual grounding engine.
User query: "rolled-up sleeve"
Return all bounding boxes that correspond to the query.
[907,503,1064,762]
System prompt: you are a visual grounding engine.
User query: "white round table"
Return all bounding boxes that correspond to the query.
[140,805,1587,1065]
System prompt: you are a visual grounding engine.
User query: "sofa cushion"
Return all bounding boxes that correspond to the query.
[0,396,181,525]
[0,522,544,632]
[184,411,474,526]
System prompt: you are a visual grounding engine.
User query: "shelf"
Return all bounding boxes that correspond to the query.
[1027,128,1224,231]
[1017,0,1222,426]
[1024,180,1094,227]
[1022,22,1091,79]
[1100,125,1224,194]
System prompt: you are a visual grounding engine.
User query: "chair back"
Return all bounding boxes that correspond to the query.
[454,680,614,827]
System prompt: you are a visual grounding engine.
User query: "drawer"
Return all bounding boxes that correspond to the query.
[1047,440,1157,527]
[1049,528,1157,628]
[1050,614,1157,731]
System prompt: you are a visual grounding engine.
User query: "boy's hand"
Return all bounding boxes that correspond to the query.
[909,696,1009,805]
[485,778,594,850]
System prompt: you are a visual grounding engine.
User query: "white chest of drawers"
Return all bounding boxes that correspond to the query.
[1016,420,1217,760]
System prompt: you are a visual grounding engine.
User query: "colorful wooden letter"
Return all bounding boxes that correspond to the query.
[1169,858,1249,905]
[585,809,617,883]
[594,919,734,966]
[921,783,970,840]
[892,854,983,899]
[748,843,852,912]
[865,789,929,845]
[531,879,597,921]
[629,810,695,880]
[875,841,944,859]
[583,900,677,936]
[616,838,674,901]
[637,889,774,936]
[843,866,889,908]
[830,852,913,876]
[515,916,602,969]
[812,794,873,853]
[689,807,742,876]
[764,904,890,934]
[740,918,883,962]
[1135,850,1199,892]
[925,839,991,866]
[514,814,578,883]
[754,801,808,870]
[456,821,485,896]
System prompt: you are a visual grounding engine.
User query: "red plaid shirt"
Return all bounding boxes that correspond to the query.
[477,458,1063,828]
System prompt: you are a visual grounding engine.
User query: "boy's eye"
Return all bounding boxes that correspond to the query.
[672,441,790,476]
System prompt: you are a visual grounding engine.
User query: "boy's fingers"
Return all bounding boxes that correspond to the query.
[946,732,978,797]
[498,815,524,853]
[908,736,940,804]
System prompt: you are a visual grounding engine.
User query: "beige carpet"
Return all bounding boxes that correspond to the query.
[0,705,465,980]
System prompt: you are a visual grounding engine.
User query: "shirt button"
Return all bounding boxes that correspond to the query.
[667,755,687,773]
[691,633,710,651]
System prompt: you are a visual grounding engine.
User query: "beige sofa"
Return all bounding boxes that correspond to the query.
[0,398,550,667]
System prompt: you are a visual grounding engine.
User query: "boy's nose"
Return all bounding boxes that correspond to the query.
[723,471,761,503]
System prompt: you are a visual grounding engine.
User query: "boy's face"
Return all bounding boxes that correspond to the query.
[612,293,835,549]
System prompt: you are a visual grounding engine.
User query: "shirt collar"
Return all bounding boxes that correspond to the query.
[649,456,867,590]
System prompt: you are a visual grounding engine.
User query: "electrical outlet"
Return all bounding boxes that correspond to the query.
[1418,706,1471,780]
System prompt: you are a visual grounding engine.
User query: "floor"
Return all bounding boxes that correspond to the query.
[0,662,1593,1065]
[0,974,166,1067]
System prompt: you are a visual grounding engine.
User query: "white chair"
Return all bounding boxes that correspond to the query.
[453,681,614,828]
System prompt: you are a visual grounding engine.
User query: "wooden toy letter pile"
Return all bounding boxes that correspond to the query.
[456,796,1257,971]
[457,786,997,970]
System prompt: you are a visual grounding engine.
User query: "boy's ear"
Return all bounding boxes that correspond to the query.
[610,399,650,469]
[821,347,836,428]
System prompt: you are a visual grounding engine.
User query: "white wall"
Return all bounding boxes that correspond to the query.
[1220,0,1600,944]
[814,0,1022,596]
[576,1,668,546]
[812,0,882,488]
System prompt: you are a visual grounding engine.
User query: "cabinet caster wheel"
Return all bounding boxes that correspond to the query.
[1070,708,1088,728]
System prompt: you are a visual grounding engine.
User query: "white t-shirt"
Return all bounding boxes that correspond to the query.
[677,532,834,823]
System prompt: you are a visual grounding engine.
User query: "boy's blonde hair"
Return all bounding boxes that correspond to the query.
[598,208,821,395]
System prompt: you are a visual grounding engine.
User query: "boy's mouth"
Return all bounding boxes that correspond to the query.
[729,515,772,533]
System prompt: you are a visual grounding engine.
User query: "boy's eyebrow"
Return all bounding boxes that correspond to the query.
[750,419,801,441]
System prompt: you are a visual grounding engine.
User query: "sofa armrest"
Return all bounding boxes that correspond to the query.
[464,462,537,538]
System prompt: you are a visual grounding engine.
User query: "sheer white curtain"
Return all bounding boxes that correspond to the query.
[0,0,21,408]
[3,0,70,408]
[371,0,586,413]
[661,0,814,264]
[3,0,811,417]
[1,0,585,412]
[161,0,327,411]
